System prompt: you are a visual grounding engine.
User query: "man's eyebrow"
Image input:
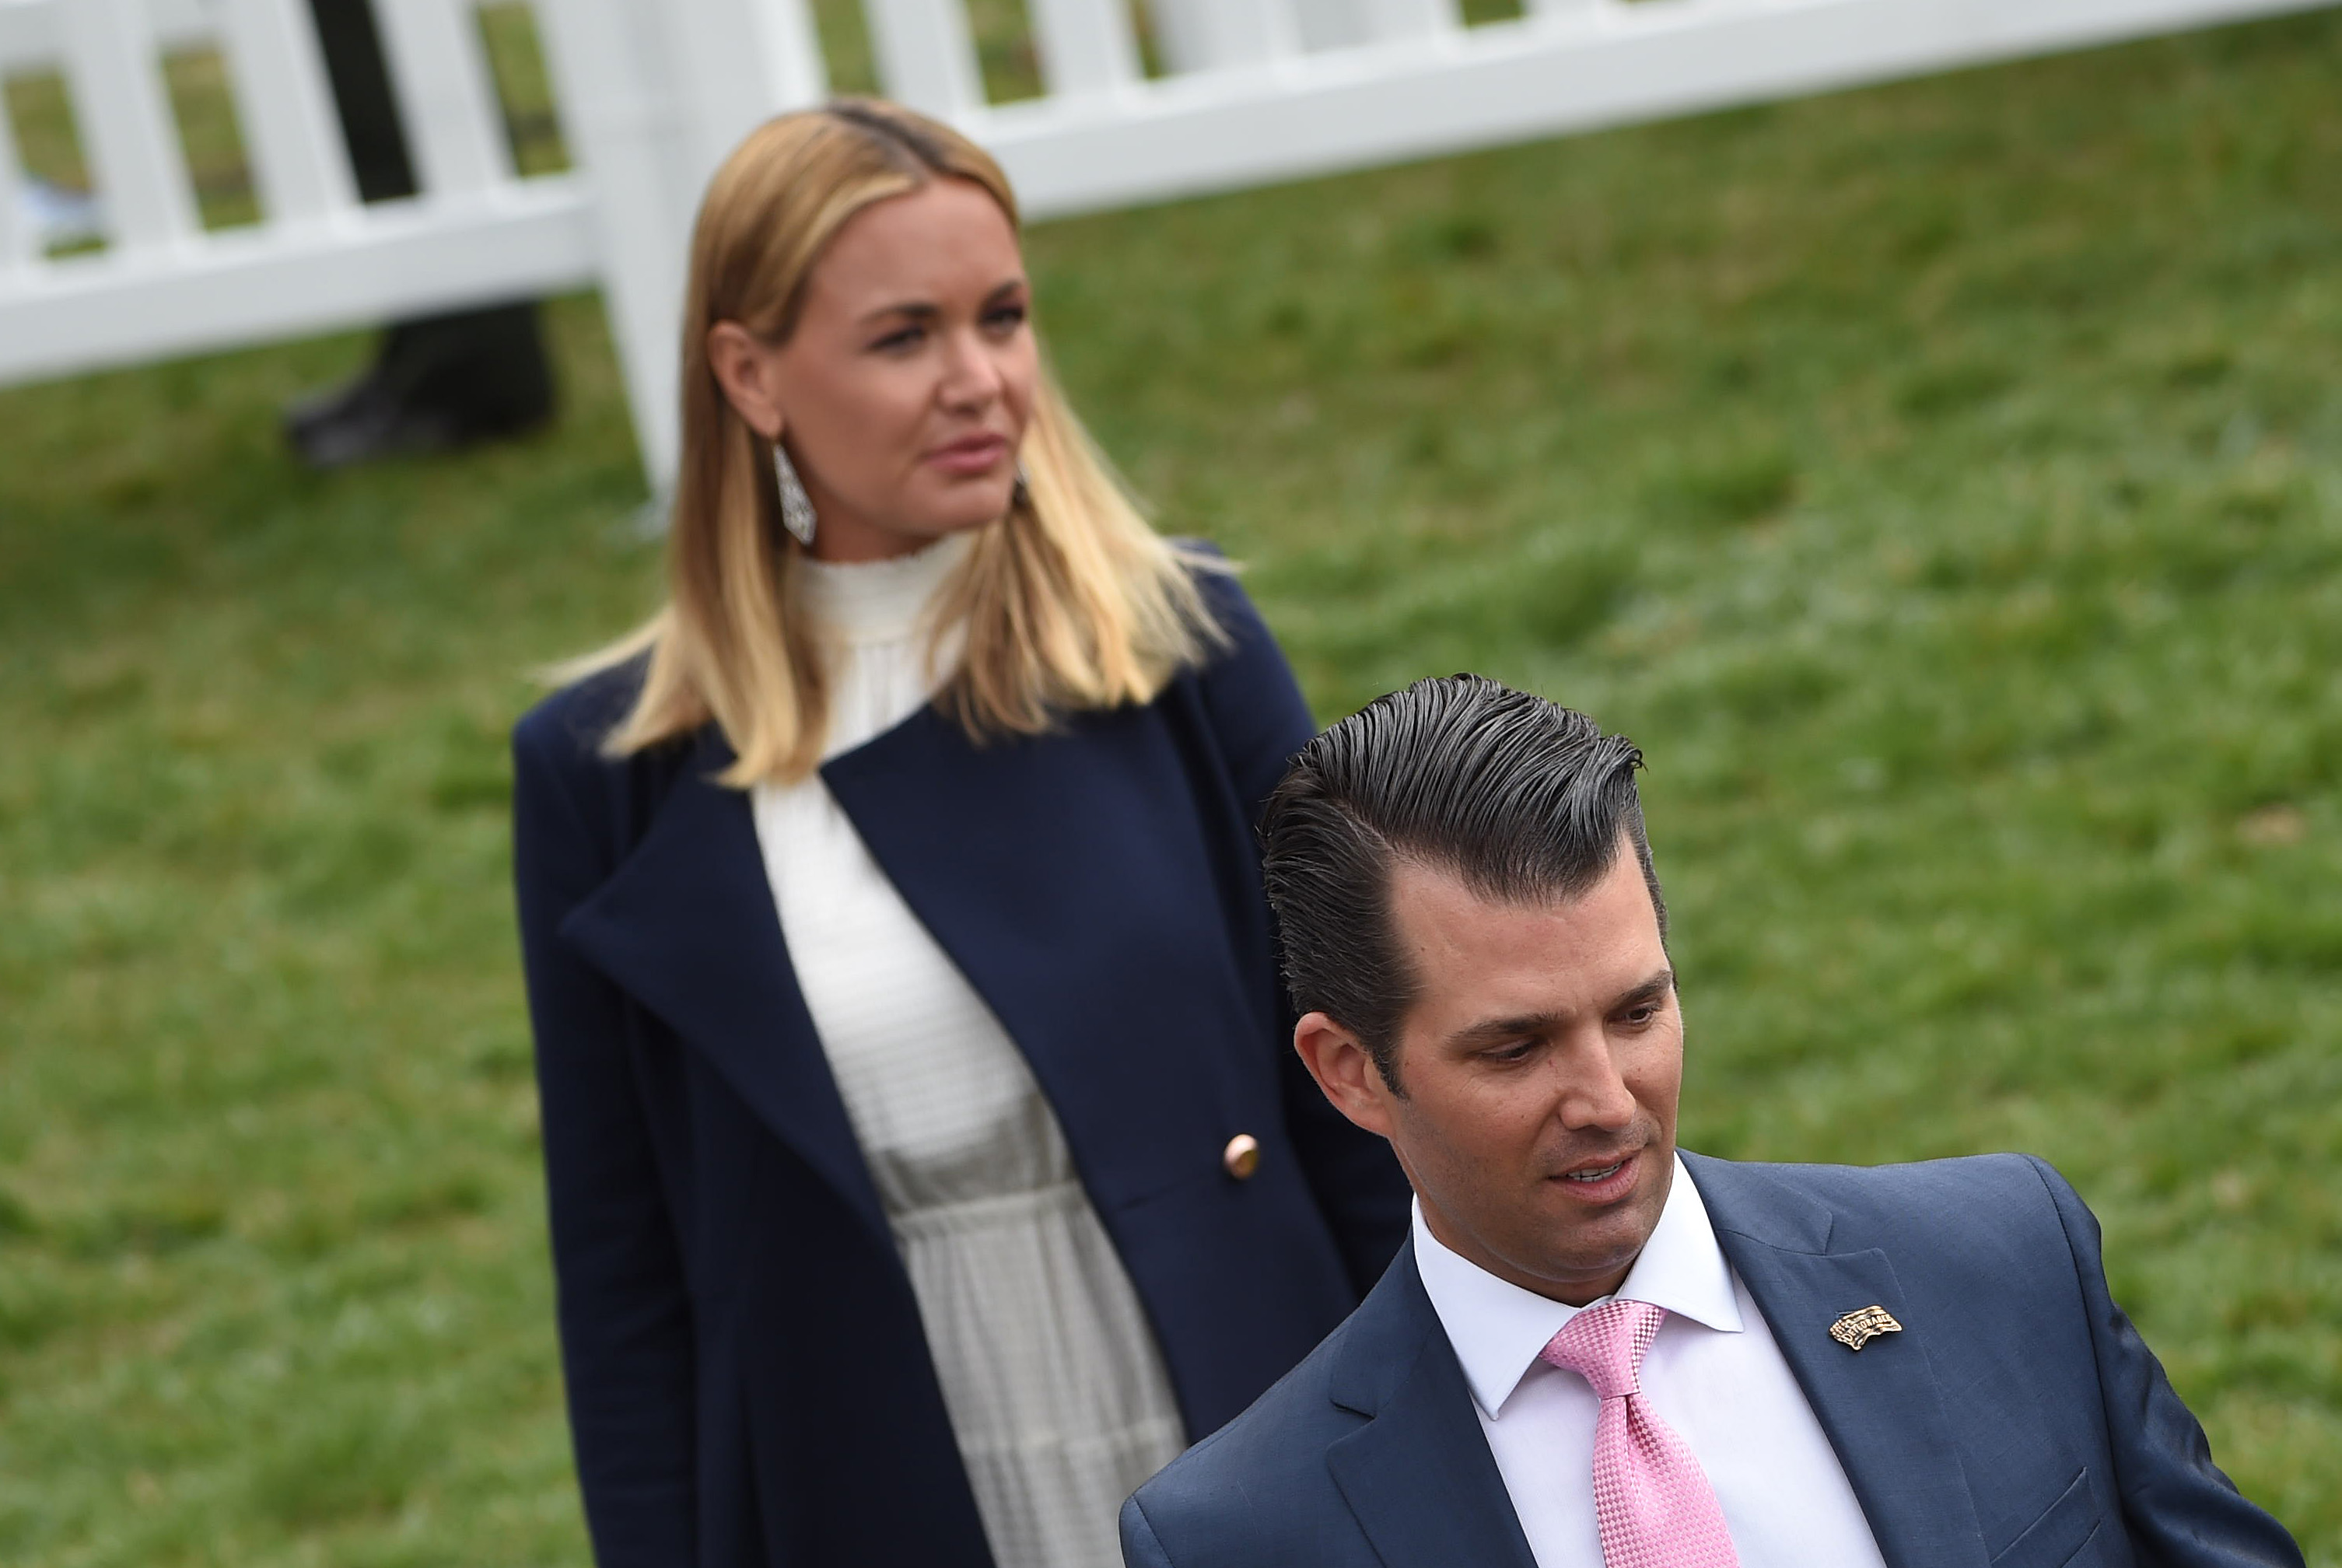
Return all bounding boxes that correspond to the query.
[1614,969,1676,1010]
[1444,1011,1566,1049]
[1441,970,1675,1049]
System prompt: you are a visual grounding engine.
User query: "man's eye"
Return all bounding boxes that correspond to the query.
[1621,1005,1658,1027]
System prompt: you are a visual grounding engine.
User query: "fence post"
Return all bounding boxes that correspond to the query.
[371,0,514,200]
[534,0,691,488]
[530,0,827,492]
[1027,0,1143,98]
[1149,0,1299,72]
[0,75,25,268]
[57,0,199,250]
[213,0,359,225]
[663,0,827,184]
[863,0,986,119]
[1362,0,1465,38]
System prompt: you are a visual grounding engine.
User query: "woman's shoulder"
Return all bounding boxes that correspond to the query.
[1161,541,1315,775]
[513,653,649,767]
[509,653,712,869]
[1169,538,1276,662]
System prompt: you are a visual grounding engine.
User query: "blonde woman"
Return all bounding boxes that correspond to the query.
[511,101,1409,1568]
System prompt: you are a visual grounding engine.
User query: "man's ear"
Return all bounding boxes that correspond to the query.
[1294,1011,1399,1139]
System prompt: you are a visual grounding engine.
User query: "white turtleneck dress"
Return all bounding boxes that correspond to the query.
[749,534,1185,1568]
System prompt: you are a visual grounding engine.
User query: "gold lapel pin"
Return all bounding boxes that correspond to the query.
[1829,1304,1903,1351]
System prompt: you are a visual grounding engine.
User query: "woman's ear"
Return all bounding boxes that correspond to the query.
[706,321,787,441]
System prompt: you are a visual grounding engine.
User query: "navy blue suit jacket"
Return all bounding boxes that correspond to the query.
[512,569,1410,1567]
[1123,1152,2302,1568]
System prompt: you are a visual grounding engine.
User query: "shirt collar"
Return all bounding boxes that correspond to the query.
[796,528,972,645]
[1413,1153,1742,1420]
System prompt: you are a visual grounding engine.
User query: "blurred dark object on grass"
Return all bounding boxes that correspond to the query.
[282,0,553,470]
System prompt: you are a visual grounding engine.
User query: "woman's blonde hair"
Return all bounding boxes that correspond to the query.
[576,99,1224,786]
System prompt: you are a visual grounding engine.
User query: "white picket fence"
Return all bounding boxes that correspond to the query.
[0,0,2331,488]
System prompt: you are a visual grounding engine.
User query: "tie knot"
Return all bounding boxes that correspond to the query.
[1539,1297,1665,1399]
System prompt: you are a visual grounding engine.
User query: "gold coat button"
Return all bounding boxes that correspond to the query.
[1223,1133,1261,1181]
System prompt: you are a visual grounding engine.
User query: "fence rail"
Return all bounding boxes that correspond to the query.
[2,0,2333,488]
[987,0,2341,220]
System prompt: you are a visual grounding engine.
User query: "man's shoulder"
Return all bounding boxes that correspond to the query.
[1686,1149,2082,1279]
[1690,1147,2064,1212]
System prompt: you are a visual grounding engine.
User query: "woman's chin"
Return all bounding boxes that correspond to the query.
[918,503,1015,541]
[928,470,1020,522]
[914,512,1007,547]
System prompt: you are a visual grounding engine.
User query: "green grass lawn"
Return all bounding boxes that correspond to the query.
[3,10,2339,1563]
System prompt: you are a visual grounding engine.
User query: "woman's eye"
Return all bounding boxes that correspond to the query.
[871,325,925,352]
[984,304,1028,332]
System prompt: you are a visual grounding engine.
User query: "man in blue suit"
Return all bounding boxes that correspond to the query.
[1122,675,2302,1568]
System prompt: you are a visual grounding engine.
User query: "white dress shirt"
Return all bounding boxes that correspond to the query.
[1413,1157,1890,1568]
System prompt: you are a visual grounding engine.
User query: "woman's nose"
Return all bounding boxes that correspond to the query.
[939,328,1006,408]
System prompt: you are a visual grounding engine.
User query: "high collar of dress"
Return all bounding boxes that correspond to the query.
[1413,1154,1744,1421]
[798,529,975,646]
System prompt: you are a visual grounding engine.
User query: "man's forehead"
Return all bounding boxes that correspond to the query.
[1388,852,1663,999]
[1387,844,1653,923]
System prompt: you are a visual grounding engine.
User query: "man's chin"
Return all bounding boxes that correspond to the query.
[1514,1245,1645,1306]
[1515,1191,1668,1297]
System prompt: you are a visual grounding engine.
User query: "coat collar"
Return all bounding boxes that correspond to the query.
[557,725,890,1238]
[1682,1152,1991,1568]
[1322,1241,1540,1568]
[552,696,1265,1243]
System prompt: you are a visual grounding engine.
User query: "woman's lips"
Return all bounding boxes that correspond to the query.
[926,435,1010,475]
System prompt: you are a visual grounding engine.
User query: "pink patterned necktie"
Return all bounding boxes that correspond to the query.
[1539,1298,1740,1568]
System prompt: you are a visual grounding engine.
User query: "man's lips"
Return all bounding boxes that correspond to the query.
[1554,1148,1640,1178]
[1548,1147,1644,1202]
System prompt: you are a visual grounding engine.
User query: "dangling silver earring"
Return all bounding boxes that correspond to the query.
[774,440,817,548]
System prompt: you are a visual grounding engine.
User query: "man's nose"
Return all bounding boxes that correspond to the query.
[1551,1036,1637,1131]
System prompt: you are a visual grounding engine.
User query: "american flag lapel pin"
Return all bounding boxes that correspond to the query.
[1829,1304,1903,1351]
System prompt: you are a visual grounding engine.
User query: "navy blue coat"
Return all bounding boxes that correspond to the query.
[512,570,1411,1568]
[1123,1152,2302,1568]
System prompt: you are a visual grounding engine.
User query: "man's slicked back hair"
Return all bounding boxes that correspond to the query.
[1259,675,1664,1090]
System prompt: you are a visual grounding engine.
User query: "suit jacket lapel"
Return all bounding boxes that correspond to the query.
[1324,1246,1539,1568]
[1684,1155,1990,1568]
[558,727,888,1239]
